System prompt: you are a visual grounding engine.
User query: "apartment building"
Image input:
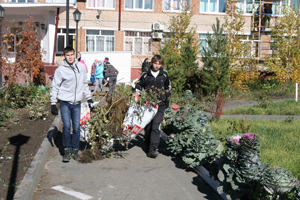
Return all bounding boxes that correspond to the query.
[1,0,298,83]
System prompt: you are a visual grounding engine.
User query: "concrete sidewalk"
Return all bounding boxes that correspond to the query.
[32,133,223,200]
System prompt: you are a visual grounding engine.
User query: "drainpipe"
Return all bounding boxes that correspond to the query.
[52,8,60,65]
[118,0,121,31]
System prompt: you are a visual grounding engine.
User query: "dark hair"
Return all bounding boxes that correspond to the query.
[78,57,81,61]
[63,46,75,55]
[151,55,163,65]
[105,57,109,61]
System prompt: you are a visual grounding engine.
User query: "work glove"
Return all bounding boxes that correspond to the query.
[51,105,58,115]
[165,101,170,109]
[87,99,94,108]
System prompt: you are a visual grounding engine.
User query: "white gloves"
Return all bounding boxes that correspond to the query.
[107,77,110,81]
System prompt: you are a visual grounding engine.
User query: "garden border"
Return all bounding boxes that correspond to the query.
[13,114,62,200]
[160,130,228,200]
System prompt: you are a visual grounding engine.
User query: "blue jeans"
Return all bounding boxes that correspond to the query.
[59,101,81,152]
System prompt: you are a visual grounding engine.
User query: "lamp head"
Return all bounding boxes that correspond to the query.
[73,9,82,22]
[0,5,5,18]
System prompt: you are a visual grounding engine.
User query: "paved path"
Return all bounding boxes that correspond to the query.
[220,96,300,120]
[33,134,223,200]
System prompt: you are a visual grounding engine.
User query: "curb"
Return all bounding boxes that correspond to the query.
[13,114,62,200]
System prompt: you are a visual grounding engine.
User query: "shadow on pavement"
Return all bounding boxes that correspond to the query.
[192,176,224,200]
[7,134,30,200]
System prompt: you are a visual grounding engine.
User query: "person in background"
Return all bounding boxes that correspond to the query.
[105,57,119,95]
[78,57,88,73]
[50,46,93,162]
[91,59,100,86]
[102,58,108,86]
[92,60,104,94]
[134,55,171,158]
[264,4,272,28]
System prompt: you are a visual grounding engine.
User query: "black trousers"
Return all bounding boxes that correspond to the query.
[144,103,166,152]
[108,76,117,95]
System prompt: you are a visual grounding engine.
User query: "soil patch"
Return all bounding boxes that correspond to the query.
[0,105,54,199]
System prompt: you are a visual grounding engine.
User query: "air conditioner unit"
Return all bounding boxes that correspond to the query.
[153,22,164,31]
[151,32,163,39]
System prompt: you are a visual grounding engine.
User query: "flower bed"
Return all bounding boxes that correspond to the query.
[164,105,300,200]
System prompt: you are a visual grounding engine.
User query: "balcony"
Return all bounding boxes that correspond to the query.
[1,0,76,4]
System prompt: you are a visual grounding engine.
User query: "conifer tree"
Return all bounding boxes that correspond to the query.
[200,18,230,95]
[159,4,199,94]
[178,33,200,91]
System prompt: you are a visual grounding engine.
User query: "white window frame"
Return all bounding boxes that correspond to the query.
[124,31,152,55]
[85,30,115,52]
[56,28,76,54]
[162,0,191,12]
[124,0,154,11]
[199,33,210,55]
[86,0,115,10]
[236,0,254,15]
[199,0,226,14]
[240,39,255,58]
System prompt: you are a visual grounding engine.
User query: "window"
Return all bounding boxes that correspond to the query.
[124,31,152,55]
[199,33,228,55]
[240,40,254,58]
[125,0,153,10]
[86,0,115,9]
[86,30,114,52]
[163,0,191,11]
[200,0,225,13]
[199,34,209,53]
[56,28,76,54]
[236,0,253,14]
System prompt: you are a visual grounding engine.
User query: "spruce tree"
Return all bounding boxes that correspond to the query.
[159,5,199,94]
[200,18,230,95]
[178,33,200,91]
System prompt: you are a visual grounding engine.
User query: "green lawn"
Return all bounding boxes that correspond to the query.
[210,118,300,180]
[223,99,300,115]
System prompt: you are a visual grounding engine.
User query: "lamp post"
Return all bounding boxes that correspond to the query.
[0,5,5,88]
[73,9,81,59]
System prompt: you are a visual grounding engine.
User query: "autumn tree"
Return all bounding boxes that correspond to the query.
[265,5,300,83]
[200,18,230,95]
[223,0,259,90]
[0,16,45,88]
[159,4,200,94]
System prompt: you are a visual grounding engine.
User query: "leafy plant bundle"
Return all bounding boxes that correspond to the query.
[81,94,130,163]
[210,133,270,200]
[166,104,223,167]
[183,132,224,168]
[262,167,298,197]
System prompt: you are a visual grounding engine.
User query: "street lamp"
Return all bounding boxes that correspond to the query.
[73,9,81,59]
[0,5,5,88]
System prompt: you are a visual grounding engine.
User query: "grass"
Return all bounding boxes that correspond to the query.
[210,118,300,180]
[223,99,300,115]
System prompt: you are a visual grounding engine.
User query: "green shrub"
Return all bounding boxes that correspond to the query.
[166,104,223,167]
[25,88,50,120]
[1,84,42,109]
